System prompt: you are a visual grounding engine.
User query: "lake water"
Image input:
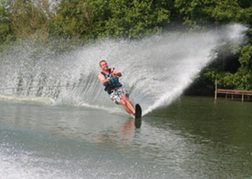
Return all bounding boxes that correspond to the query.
[1,96,251,179]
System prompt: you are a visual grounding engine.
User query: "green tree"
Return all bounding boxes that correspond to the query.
[52,0,93,38]
[173,0,252,91]
[91,0,171,38]
[53,0,171,39]
[221,43,252,90]
[0,0,13,44]
[174,0,252,27]
[10,0,54,36]
[0,0,56,42]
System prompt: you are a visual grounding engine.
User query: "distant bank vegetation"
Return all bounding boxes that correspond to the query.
[1,0,252,91]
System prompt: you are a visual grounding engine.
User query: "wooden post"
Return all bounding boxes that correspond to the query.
[214,79,217,100]
[242,93,244,102]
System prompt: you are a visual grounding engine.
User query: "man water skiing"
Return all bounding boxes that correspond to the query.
[98,60,136,117]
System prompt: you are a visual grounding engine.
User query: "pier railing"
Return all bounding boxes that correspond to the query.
[0,85,73,96]
[214,79,252,102]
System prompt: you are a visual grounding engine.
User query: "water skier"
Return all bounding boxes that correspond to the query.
[98,60,135,117]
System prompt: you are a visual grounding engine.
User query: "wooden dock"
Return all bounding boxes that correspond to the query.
[214,79,252,102]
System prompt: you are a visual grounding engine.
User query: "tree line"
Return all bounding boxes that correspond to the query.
[1,0,252,91]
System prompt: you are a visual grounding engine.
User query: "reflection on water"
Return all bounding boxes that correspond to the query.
[96,118,135,145]
[0,97,252,179]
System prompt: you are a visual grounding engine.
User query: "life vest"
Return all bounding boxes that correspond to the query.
[101,68,122,94]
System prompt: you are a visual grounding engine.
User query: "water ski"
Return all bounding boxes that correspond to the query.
[134,104,142,128]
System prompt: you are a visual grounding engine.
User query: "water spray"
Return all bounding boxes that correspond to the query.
[0,24,248,115]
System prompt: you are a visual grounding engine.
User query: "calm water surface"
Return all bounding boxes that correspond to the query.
[0,96,252,179]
